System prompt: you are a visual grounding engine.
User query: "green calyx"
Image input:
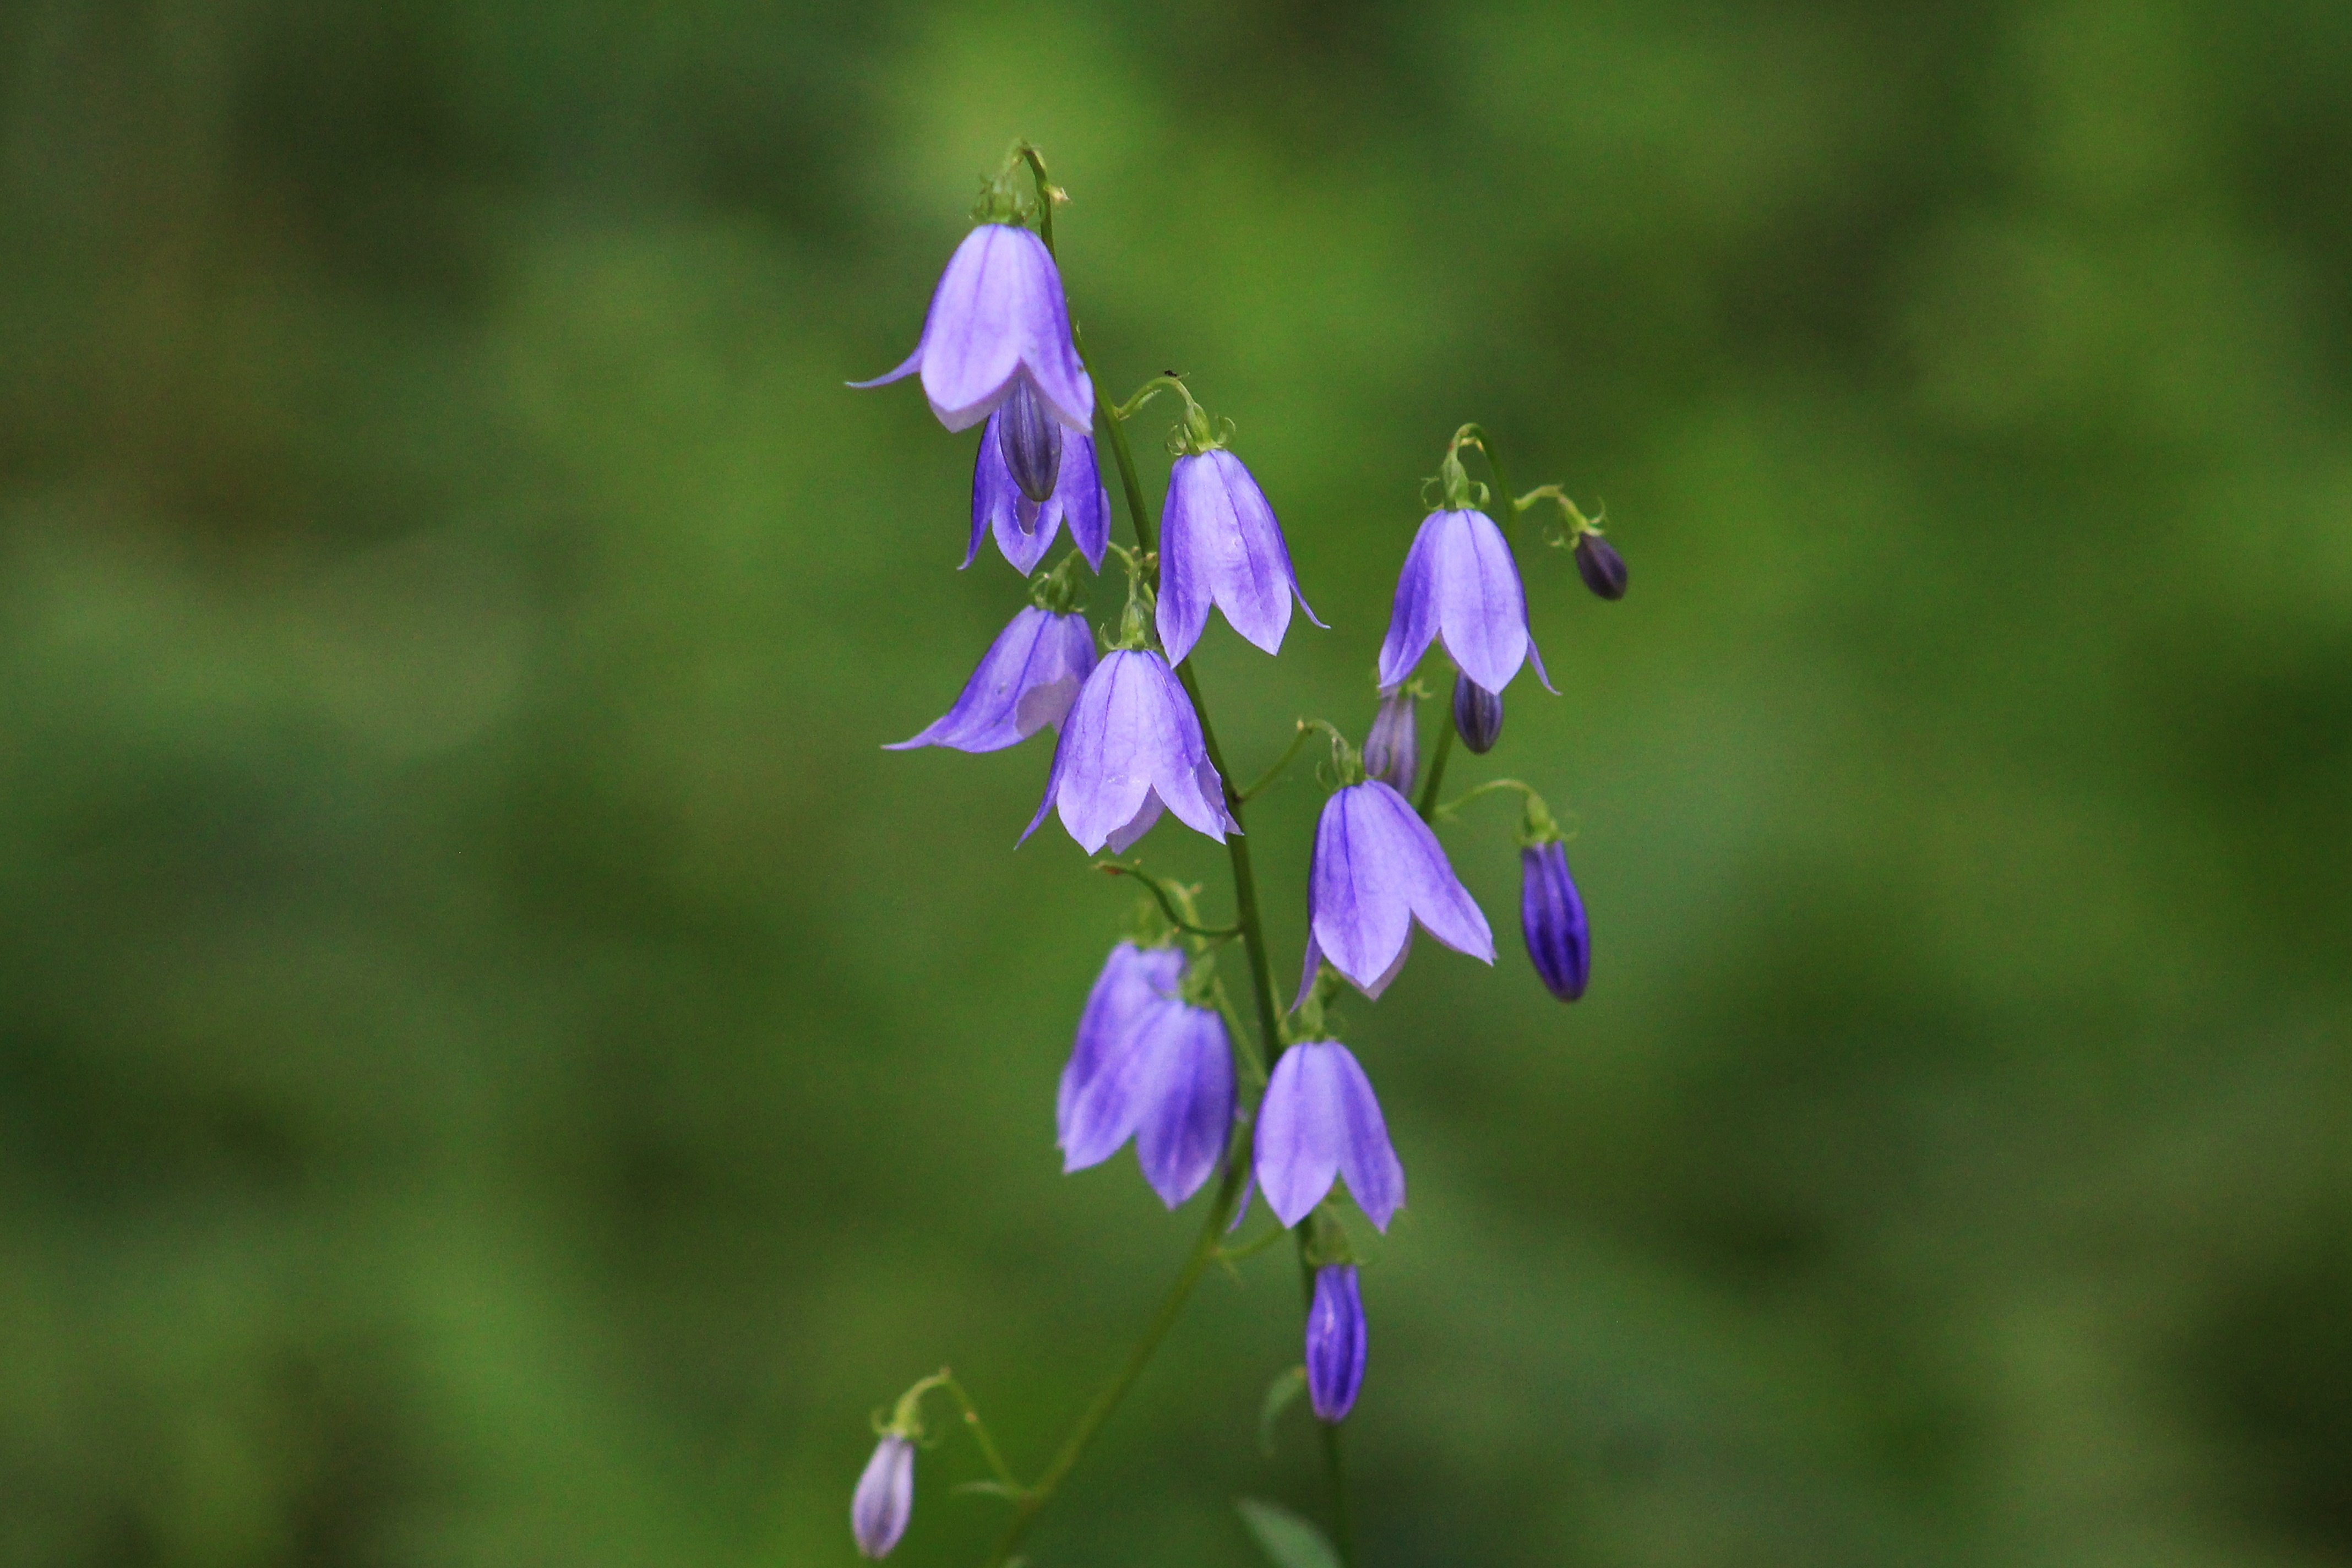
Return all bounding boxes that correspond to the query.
[1287,963,1346,1039]
[971,139,1065,228]
[1102,542,1158,651]
[1029,551,1092,616]
[1300,1205,1357,1268]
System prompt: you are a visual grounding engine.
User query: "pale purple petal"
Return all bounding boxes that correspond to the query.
[1059,943,1184,1139]
[1060,435,1111,570]
[1131,1005,1234,1208]
[851,1435,914,1558]
[1306,785,1417,993]
[1429,509,1533,695]
[1326,1043,1405,1229]
[1032,650,1228,852]
[1103,792,1167,855]
[891,608,1093,753]
[1375,514,1442,690]
[856,225,1093,433]
[1254,1042,1342,1228]
[1156,450,1317,665]
[1364,780,1495,963]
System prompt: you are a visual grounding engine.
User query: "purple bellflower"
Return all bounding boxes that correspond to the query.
[1157,449,1321,665]
[851,1434,914,1559]
[888,606,1095,753]
[1362,688,1418,794]
[1298,780,1493,1001]
[1376,508,1552,695]
[966,401,1110,574]
[1255,1038,1404,1229]
[1023,649,1238,853]
[1451,672,1502,754]
[1521,839,1591,1001]
[1306,1265,1368,1423]
[1059,994,1235,1208]
[851,222,1093,434]
[1058,941,1185,1144]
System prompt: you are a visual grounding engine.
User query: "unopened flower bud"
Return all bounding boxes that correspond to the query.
[998,378,1064,505]
[1573,532,1628,601]
[1452,673,1502,755]
[1306,1264,1368,1422]
[1520,840,1590,1001]
[851,1433,914,1558]
[1362,689,1418,794]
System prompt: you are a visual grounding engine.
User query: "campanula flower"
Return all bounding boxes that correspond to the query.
[1157,449,1320,665]
[1521,840,1591,1001]
[1254,1039,1404,1229]
[1306,1265,1368,1422]
[1298,780,1492,1000]
[1451,673,1502,754]
[851,1434,914,1559]
[1022,650,1237,853]
[1376,508,1551,695]
[851,222,1093,433]
[1574,531,1629,601]
[1361,688,1417,794]
[966,404,1109,574]
[887,607,1095,753]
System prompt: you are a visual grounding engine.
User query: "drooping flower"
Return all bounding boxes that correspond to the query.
[1521,839,1591,1001]
[965,406,1109,574]
[1574,531,1629,601]
[1298,780,1493,1000]
[1157,449,1320,665]
[1058,941,1185,1148]
[1451,672,1502,754]
[1306,1265,1368,1422]
[1022,649,1237,853]
[1254,1038,1404,1229]
[1361,688,1417,794]
[1376,508,1551,695]
[850,222,1093,433]
[887,606,1095,753]
[851,1434,914,1559]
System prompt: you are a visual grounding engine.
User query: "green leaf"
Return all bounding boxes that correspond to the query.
[1235,1498,1342,1568]
[1256,1365,1308,1457]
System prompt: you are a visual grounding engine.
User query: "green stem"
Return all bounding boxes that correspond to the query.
[1416,720,1456,823]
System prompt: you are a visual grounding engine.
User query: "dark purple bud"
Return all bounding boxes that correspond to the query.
[1451,673,1502,755]
[851,1434,914,1558]
[1361,688,1417,794]
[1306,1265,1368,1422]
[1520,840,1589,1000]
[1574,532,1628,601]
[997,378,1063,504]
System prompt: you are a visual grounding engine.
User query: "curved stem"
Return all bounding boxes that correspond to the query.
[930,1375,1025,1495]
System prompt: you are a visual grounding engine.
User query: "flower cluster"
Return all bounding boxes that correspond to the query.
[848,145,1626,1563]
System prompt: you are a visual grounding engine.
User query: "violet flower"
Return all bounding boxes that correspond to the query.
[1451,673,1502,755]
[1022,649,1238,853]
[1058,957,1235,1208]
[887,606,1095,753]
[1306,1264,1368,1423]
[1298,780,1493,1000]
[851,1434,914,1559]
[1521,839,1591,1001]
[1254,1038,1404,1229]
[966,404,1110,574]
[1376,508,1551,695]
[1058,941,1185,1147]
[1361,688,1417,794]
[1157,449,1320,665]
[851,222,1093,433]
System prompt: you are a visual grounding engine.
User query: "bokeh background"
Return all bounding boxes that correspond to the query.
[5,1,2351,1564]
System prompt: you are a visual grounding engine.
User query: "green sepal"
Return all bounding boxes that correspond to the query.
[1235,1497,1343,1568]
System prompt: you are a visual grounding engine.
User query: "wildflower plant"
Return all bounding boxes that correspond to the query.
[850,142,1630,1567]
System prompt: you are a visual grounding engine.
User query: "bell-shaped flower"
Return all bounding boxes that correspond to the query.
[1361,688,1417,794]
[1306,1265,1368,1422]
[1022,649,1238,853]
[1451,672,1502,755]
[1254,1038,1404,1229]
[1574,531,1629,601]
[1156,449,1320,665]
[851,1434,914,1559]
[1376,508,1551,695]
[1521,840,1591,1001]
[1298,780,1493,1001]
[1057,941,1185,1149]
[1060,989,1235,1209]
[887,606,1095,753]
[850,222,1093,433]
[965,404,1109,575]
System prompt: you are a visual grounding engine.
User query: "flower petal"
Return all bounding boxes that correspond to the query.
[1058,942,1184,1139]
[1253,1041,1342,1227]
[1060,435,1111,570]
[914,226,1030,431]
[1362,780,1495,963]
[1307,784,1415,992]
[1375,513,1442,690]
[1325,1041,1404,1230]
[889,606,1069,753]
[1430,509,1533,695]
[1131,1005,1234,1208]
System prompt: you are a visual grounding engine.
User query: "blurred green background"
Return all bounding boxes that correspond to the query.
[4,1,2350,1564]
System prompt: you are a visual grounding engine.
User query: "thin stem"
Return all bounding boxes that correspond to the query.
[1093,861,1239,940]
[932,1376,1026,1495]
[1416,720,1457,823]
[1434,776,1536,823]
[1239,723,1313,802]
